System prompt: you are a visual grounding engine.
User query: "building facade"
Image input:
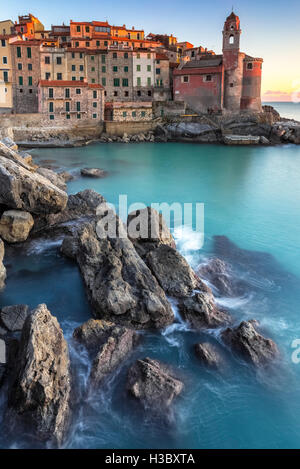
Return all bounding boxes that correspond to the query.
[0,33,13,111]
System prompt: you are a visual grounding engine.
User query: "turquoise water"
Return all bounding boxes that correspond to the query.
[1,139,300,449]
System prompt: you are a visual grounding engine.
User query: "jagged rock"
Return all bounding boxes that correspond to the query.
[7,304,72,446]
[260,136,270,145]
[146,245,208,297]
[127,358,183,416]
[127,206,176,258]
[0,304,30,332]
[0,238,6,290]
[197,258,245,297]
[0,140,36,171]
[81,168,107,178]
[59,171,74,182]
[194,342,223,368]
[222,320,279,366]
[36,167,67,191]
[0,156,68,215]
[63,207,174,329]
[179,292,231,329]
[0,210,34,243]
[166,123,217,141]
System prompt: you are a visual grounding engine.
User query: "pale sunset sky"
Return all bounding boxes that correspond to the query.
[2,0,300,102]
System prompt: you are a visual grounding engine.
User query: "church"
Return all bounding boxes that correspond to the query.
[173,12,263,113]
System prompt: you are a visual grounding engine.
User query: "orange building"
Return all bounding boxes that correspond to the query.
[14,14,45,40]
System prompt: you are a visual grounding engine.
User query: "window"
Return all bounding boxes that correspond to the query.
[65,88,70,98]
[101,55,106,63]
[1,39,6,47]
[17,46,21,58]
[101,66,106,73]
[72,76,76,81]
[91,56,94,61]
[19,89,23,93]
[80,77,84,81]
[156,59,160,64]
[76,26,81,32]
[137,53,140,59]
[72,52,75,58]
[49,88,54,98]
[76,88,81,95]
[137,77,141,86]
[229,83,234,88]
[122,78,128,87]
[28,76,32,86]
[93,90,97,98]
[156,68,160,75]
[77,114,81,119]
[28,63,32,70]
[113,66,118,72]
[91,67,95,72]
[113,78,120,87]
[27,47,31,58]
[18,76,23,86]
[72,65,76,71]
[76,102,81,111]
[92,78,95,83]
[113,52,117,59]
[124,66,128,72]
[62,37,66,42]
[124,52,128,59]
[123,111,127,117]
[102,77,106,86]
[141,111,146,117]
[3,57,7,64]
[148,90,152,96]
[124,91,129,97]
[75,42,79,47]
[96,41,100,47]
[93,102,97,108]
[66,102,70,112]
[80,65,84,71]
[18,63,22,70]
[229,35,234,44]
[57,57,62,65]
[3,71,8,82]
[50,115,54,120]
[136,65,141,72]
[132,111,136,118]
[66,114,70,119]
[45,72,50,80]
[86,42,90,47]
[29,89,33,93]
[49,102,54,112]
[86,26,90,33]
[183,76,189,83]
[147,77,151,86]
[247,63,253,70]
[137,90,141,96]
[57,73,62,80]
[147,65,151,72]
[93,114,97,119]
[147,53,151,59]
[104,41,108,47]
[204,74,212,82]
[113,91,118,96]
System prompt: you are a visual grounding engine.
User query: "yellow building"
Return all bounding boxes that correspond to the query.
[0,31,13,111]
[111,25,144,41]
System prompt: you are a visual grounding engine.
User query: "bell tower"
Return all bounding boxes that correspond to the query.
[222,12,243,112]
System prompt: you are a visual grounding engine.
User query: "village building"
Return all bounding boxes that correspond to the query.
[14,14,46,40]
[105,101,152,121]
[0,30,14,111]
[173,12,263,113]
[38,79,104,122]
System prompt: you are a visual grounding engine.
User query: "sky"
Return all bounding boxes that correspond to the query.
[2,0,300,101]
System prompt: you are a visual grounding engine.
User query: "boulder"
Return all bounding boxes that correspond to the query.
[127,206,176,259]
[179,292,231,329]
[146,245,208,297]
[0,140,36,171]
[197,258,245,297]
[222,320,279,366]
[0,239,6,290]
[260,136,270,145]
[36,167,67,191]
[0,210,34,243]
[127,358,183,416]
[0,156,68,215]
[7,304,72,446]
[194,342,223,368]
[63,207,174,329]
[0,304,30,332]
[59,171,74,182]
[81,168,107,178]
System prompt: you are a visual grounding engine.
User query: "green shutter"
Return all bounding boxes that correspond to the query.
[18,76,23,85]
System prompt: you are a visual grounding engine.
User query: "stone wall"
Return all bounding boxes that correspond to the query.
[105,120,156,136]
[152,101,186,118]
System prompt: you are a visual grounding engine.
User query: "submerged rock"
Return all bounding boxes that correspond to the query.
[127,206,176,259]
[8,304,72,446]
[36,167,67,191]
[0,210,34,243]
[0,239,6,290]
[0,304,30,332]
[0,156,68,215]
[63,208,174,329]
[194,342,223,369]
[179,292,231,329]
[127,358,183,415]
[146,244,208,297]
[198,258,246,297]
[222,320,279,367]
[81,168,107,178]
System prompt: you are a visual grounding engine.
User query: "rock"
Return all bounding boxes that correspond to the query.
[0,238,6,290]
[197,258,245,297]
[166,122,217,141]
[222,320,279,366]
[0,338,6,385]
[1,137,18,151]
[0,156,68,215]
[223,135,260,145]
[0,140,36,171]
[146,245,208,297]
[260,136,270,145]
[194,342,223,368]
[127,206,176,259]
[59,171,74,182]
[7,304,72,446]
[0,210,34,243]
[127,358,183,416]
[179,292,231,329]
[36,167,67,191]
[73,318,121,354]
[0,304,30,332]
[63,207,174,329]
[81,168,107,178]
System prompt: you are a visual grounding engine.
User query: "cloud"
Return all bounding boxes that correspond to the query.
[262,90,292,102]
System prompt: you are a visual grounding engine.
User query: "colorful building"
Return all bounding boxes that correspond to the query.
[105,101,152,121]
[0,32,13,111]
[173,12,263,113]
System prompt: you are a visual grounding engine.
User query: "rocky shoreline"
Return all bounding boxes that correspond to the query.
[0,138,281,447]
